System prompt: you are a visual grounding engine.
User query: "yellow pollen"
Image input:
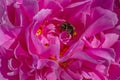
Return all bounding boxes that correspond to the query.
[36,29,42,36]
[73,31,77,36]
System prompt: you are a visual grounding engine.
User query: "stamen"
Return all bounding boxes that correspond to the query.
[73,31,77,36]
[36,29,42,36]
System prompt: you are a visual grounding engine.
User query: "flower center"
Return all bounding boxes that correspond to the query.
[59,22,76,44]
[60,22,74,35]
[59,31,72,44]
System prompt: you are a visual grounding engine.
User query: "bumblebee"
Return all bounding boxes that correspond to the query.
[60,22,75,36]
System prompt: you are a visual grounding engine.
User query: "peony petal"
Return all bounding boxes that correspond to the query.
[70,51,98,64]
[17,0,23,4]
[26,26,45,55]
[14,43,29,60]
[88,72,102,80]
[0,4,5,23]
[0,25,21,49]
[108,63,120,80]
[22,0,39,18]
[112,41,120,62]
[33,9,51,22]
[0,0,120,80]
[60,70,74,80]
[102,33,119,48]
[0,28,13,47]
[84,7,118,37]
[46,71,57,80]
[0,73,8,80]
[92,0,114,10]
[56,0,71,7]
[85,48,115,62]
[66,0,91,8]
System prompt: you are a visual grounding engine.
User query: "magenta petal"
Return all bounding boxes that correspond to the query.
[85,48,115,62]
[70,51,98,64]
[0,0,120,80]
[26,28,44,55]
[84,7,118,37]
[45,0,63,12]
[108,63,120,80]
[66,0,92,8]
[112,41,120,62]
[27,27,60,58]
[92,0,114,10]
[58,69,73,80]
[14,43,29,60]
[0,24,21,49]
[0,28,12,46]
[0,4,5,23]
[0,27,15,49]
[55,0,71,7]
[0,51,19,79]
[84,48,115,75]
[22,0,39,18]
[46,72,57,80]
[17,0,23,4]
[33,9,51,22]
[40,37,60,58]
[102,33,119,48]
[0,73,8,80]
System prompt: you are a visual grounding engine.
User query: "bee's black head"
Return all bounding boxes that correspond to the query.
[60,22,74,35]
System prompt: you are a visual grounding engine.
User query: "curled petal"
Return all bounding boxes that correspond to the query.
[92,0,114,10]
[22,0,39,18]
[66,0,92,8]
[112,41,120,62]
[102,33,119,48]
[84,7,118,37]
[0,27,14,48]
[108,63,120,80]
[85,48,115,62]
[33,9,51,22]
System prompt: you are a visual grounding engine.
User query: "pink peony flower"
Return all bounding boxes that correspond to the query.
[0,0,120,80]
